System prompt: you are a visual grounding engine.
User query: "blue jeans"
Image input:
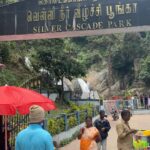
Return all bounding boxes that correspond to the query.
[97,139,107,150]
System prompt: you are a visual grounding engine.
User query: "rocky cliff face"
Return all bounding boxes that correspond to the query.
[86,68,147,98]
[86,69,120,98]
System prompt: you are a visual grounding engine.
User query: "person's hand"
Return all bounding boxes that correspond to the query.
[101,128,105,132]
[53,141,59,148]
[95,136,101,143]
[80,128,85,134]
[130,129,138,134]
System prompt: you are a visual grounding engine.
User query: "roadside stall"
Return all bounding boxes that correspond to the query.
[133,130,150,150]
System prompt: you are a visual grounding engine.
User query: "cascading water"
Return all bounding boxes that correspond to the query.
[77,78,90,93]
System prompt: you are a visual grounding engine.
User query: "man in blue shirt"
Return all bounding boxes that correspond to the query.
[15,105,54,150]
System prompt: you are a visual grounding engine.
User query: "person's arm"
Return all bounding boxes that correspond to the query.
[126,129,137,135]
[95,132,101,142]
[103,120,111,132]
[94,120,100,129]
[45,134,54,150]
[78,128,84,139]
[116,124,135,139]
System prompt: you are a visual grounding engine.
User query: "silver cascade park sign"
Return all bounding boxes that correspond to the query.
[0,0,150,41]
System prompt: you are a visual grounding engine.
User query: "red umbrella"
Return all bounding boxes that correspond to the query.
[0,85,56,115]
[0,85,56,150]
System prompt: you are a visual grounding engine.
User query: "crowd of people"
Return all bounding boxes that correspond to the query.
[78,109,136,150]
[78,110,111,150]
[15,106,112,150]
[1,104,145,150]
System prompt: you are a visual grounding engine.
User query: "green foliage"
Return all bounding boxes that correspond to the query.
[34,39,86,80]
[57,118,65,132]
[48,119,58,135]
[0,42,11,63]
[0,0,17,5]
[111,33,143,88]
[48,118,65,135]
[60,138,71,147]
[67,101,80,113]
[0,69,19,85]
[79,112,86,123]
[31,39,86,101]
[68,116,77,128]
[79,104,93,122]
[139,55,150,86]
[70,35,119,69]
[47,102,96,135]
[0,66,34,86]
[1,31,150,93]
[141,32,150,55]
[0,41,36,86]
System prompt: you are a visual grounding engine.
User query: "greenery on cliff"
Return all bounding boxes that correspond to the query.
[0,32,150,90]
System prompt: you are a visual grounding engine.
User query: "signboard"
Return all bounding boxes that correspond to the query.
[0,0,150,41]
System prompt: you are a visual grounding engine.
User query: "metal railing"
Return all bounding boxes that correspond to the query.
[2,115,29,150]
[103,99,145,115]
[46,107,98,134]
[6,106,98,149]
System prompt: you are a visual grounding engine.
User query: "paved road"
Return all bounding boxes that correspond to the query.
[60,114,150,150]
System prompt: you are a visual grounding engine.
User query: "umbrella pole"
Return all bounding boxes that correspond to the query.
[0,116,3,148]
[5,116,8,150]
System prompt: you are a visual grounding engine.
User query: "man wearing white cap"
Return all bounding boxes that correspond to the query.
[15,105,54,150]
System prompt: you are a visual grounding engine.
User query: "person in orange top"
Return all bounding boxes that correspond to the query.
[78,116,101,150]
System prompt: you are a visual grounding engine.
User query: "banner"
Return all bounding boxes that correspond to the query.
[0,0,150,41]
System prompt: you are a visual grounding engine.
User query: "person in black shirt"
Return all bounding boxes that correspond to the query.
[94,110,111,150]
[144,95,148,109]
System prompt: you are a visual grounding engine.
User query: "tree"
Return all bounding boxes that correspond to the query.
[33,39,86,103]
[0,42,11,63]
[112,33,143,89]
[0,0,16,5]
[139,55,150,86]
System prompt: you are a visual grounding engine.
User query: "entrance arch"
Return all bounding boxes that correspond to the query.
[0,0,150,41]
